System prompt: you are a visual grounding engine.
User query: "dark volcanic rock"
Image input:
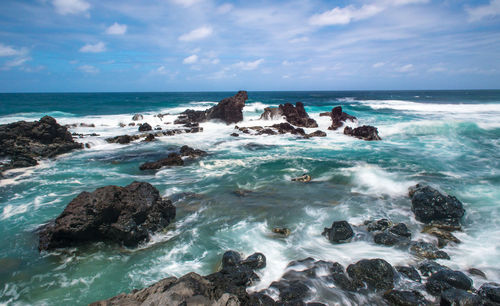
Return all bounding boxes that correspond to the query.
[176,91,248,125]
[396,266,421,282]
[138,123,152,132]
[383,289,429,306]
[409,184,465,226]
[440,288,481,306]
[305,130,327,138]
[0,116,83,172]
[260,107,283,120]
[346,258,395,290]
[279,102,318,128]
[92,251,265,305]
[271,122,306,135]
[132,114,143,121]
[143,134,155,142]
[38,181,175,251]
[328,106,357,130]
[417,261,451,277]
[322,220,354,243]
[344,125,381,141]
[365,219,411,246]
[410,240,450,260]
[179,145,207,158]
[106,134,140,144]
[425,270,473,296]
[478,282,500,303]
[139,153,184,170]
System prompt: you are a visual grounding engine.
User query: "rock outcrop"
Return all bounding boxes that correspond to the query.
[138,123,152,132]
[344,125,381,141]
[175,91,248,125]
[91,251,265,305]
[409,184,465,226]
[259,107,283,120]
[139,153,184,170]
[278,102,318,128]
[327,106,357,130]
[346,258,395,291]
[322,221,354,243]
[0,116,83,173]
[38,181,175,250]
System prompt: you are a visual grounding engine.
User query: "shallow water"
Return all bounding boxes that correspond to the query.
[0,91,499,305]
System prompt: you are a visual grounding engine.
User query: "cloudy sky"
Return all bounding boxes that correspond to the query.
[0,0,499,92]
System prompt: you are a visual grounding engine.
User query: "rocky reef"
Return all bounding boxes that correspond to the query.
[0,116,82,173]
[38,181,175,251]
[344,125,381,141]
[175,91,248,125]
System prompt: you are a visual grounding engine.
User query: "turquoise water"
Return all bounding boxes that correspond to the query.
[0,91,499,305]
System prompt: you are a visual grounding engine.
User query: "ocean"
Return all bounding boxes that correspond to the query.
[0,90,499,305]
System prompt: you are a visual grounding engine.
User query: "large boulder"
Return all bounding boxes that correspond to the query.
[91,251,266,306]
[425,270,473,296]
[322,220,354,243]
[328,106,357,130]
[409,184,465,226]
[0,116,83,172]
[344,125,381,141]
[138,123,152,132]
[38,181,175,250]
[176,91,248,125]
[383,289,430,306]
[346,259,395,290]
[278,102,318,128]
[478,282,500,303]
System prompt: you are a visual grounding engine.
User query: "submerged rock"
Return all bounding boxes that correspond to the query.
[344,125,381,141]
[440,288,481,306]
[409,240,450,260]
[92,251,265,305]
[417,260,451,277]
[346,258,395,291]
[291,174,312,182]
[272,228,291,237]
[38,181,176,250]
[179,145,207,158]
[409,184,465,226]
[0,116,83,172]
[396,266,421,282]
[279,102,318,128]
[327,106,357,130]
[322,221,354,243]
[139,153,184,170]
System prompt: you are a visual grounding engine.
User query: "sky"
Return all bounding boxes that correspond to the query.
[0,0,500,92]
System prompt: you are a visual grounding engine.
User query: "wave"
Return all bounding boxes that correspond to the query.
[358,99,500,114]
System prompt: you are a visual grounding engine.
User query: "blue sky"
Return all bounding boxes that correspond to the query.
[0,0,499,92]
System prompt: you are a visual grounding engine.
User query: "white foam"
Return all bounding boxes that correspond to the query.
[359,99,500,114]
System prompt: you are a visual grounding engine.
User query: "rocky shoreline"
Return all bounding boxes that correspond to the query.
[2,91,494,305]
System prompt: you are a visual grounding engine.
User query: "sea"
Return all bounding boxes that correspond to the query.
[0,90,499,305]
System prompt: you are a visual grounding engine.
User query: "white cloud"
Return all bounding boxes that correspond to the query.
[156,65,167,74]
[79,42,106,53]
[310,5,383,26]
[171,0,203,7]
[183,54,198,64]
[179,26,213,42]
[232,59,264,70]
[310,0,428,26]
[373,62,385,68]
[78,65,99,73]
[396,64,414,72]
[466,0,500,22]
[0,44,26,57]
[217,3,233,14]
[106,22,127,35]
[5,57,31,68]
[52,0,90,15]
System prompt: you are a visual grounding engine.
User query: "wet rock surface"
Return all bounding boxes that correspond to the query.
[139,153,184,170]
[409,240,450,260]
[38,181,176,251]
[176,91,248,125]
[409,184,465,227]
[0,116,83,172]
[383,289,429,306]
[344,125,381,141]
[92,251,264,305]
[279,102,318,128]
[425,270,473,295]
[322,220,354,243]
[346,258,395,290]
[259,107,283,120]
[327,106,357,130]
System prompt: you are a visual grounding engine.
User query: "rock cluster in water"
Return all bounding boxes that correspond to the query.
[344,125,381,141]
[326,106,357,130]
[139,145,207,170]
[175,91,248,125]
[38,181,175,251]
[0,116,82,173]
